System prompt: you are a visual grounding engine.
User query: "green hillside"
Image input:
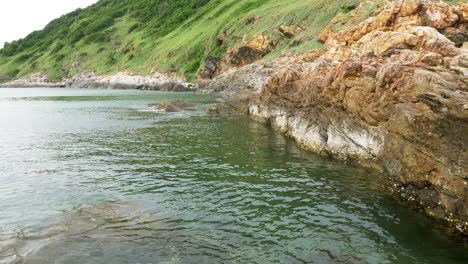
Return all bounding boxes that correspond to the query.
[0,0,461,82]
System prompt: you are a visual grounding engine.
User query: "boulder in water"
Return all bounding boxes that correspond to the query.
[147,100,194,112]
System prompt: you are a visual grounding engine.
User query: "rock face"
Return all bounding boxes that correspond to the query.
[250,0,468,234]
[196,29,300,91]
[197,58,287,95]
[218,33,277,73]
[64,71,194,91]
[0,72,62,88]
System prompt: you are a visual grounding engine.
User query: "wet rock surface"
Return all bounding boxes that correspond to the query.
[249,0,468,234]
[0,201,167,264]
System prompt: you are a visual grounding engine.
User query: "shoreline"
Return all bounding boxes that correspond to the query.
[0,71,195,92]
[1,0,466,236]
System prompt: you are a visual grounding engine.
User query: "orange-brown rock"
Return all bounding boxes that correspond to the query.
[251,0,468,234]
[245,15,259,25]
[216,33,277,74]
[197,57,221,80]
[216,34,228,46]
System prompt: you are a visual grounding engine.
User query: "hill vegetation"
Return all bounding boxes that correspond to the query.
[0,0,461,82]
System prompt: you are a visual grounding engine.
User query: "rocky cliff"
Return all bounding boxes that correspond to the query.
[247,0,468,234]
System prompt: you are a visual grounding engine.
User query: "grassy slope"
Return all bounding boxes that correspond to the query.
[0,0,462,82]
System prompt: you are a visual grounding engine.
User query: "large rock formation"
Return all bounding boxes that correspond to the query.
[196,25,307,93]
[0,72,62,88]
[64,71,194,91]
[197,58,288,95]
[218,33,277,72]
[250,0,468,234]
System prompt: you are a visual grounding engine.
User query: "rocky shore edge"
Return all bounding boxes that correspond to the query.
[1,0,466,235]
[0,72,63,88]
[0,71,194,92]
[200,0,468,235]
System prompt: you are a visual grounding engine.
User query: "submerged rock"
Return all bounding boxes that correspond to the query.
[147,100,194,112]
[248,0,468,234]
[1,201,166,263]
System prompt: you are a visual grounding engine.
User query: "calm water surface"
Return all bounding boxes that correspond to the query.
[0,88,466,263]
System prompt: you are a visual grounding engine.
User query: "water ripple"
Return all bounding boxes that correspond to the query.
[0,89,466,263]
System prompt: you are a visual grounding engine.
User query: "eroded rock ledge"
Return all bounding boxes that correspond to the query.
[1,71,194,91]
[64,72,194,91]
[248,0,467,234]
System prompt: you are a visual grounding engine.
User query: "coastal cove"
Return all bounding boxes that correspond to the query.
[0,0,467,262]
[0,88,467,263]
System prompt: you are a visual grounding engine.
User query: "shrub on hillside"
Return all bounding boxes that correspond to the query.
[128,23,140,33]
[14,53,31,63]
[85,16,115,35]
[70,30,85,44]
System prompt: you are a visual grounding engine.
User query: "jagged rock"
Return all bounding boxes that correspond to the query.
[196,49,324,95]
[0,72,63,88]
[197,57,221,80]
[205,91,255,116]
[245,15,259,25]
[147,100,194,112]
[197,58,288,94]
[198,25,304,83]
[278,25,296,39]
[218,33,277,73]
[250,0,468,234]
[64,71,194,91]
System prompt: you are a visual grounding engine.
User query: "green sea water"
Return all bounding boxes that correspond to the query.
[0,88,466,264]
